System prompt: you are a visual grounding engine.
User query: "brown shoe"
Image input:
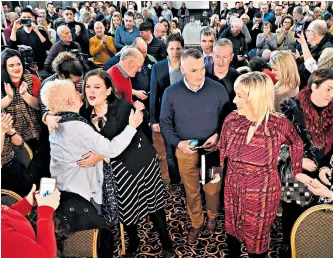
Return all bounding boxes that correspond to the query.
[207,218,216,234]
[187,226,201,244]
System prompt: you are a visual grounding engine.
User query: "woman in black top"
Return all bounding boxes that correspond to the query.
[80,70,174,257]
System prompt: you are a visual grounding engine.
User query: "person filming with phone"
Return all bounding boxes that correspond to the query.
[8,7,52,71]
[294,20,333,87]
[1,183,61,258]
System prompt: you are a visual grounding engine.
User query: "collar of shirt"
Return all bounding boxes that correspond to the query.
[203,52,213,58]
[183,77,205,92]
[168,58,180,72]
[116,64,129,79]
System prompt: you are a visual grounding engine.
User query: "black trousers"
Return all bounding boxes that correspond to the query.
[2,158,32,197]
[124,208,172,252]
[226,234,267,258]
[98,228,114,258]
[281,201,309,257]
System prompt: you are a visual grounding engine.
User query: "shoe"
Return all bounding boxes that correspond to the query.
[207,218,217,234]
[162,248,175,258]
[187,226,201,244]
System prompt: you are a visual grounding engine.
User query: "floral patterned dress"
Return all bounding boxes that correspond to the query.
[219,112,303,254]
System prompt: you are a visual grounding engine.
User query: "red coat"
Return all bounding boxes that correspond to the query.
[1,198,57,258]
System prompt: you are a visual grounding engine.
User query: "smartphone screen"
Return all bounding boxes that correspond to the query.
[40,178,56,198]
[21,18,32,26]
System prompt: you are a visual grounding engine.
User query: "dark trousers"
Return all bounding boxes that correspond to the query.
[2,158,32,197]
[124,209,172,252]
[226,234,267,258]
[281,201,309,257]
[98,228,114,258]
[161,133,181,184]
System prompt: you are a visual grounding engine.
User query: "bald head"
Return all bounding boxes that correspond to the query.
[119,48,145,77]
[94,21,105,37]
[57,25,72,43]
[309,20,328,36]
[154,23,166,39]
[132,37,148,57]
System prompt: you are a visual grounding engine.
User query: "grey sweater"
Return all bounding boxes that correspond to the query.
[256,32,277,56]
[49,122,136,204]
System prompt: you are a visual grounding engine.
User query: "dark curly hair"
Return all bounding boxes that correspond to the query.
[308,69,333,91]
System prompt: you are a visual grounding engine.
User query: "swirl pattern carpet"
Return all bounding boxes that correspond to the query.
[112,185,283,257]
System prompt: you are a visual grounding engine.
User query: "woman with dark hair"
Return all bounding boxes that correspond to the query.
[161,18,171,36]
[276,15,296,51]
[101,19,111,36]
[81,70,173,257]
[248,56,277,84]
[170,20,181,35]
[46,70,174,257]
[279,69,333,256]
[1,48,42,152]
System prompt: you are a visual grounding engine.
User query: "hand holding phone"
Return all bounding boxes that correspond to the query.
[40,178,56,198]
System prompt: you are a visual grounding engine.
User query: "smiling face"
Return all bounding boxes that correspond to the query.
[6,56,23,80]
[213,45,233,73]
[94,22,105,37]
[84,75,111,107]
[112,16,121,27]
[233,85,250,117]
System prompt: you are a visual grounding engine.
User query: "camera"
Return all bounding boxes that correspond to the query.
[21,18,32,26]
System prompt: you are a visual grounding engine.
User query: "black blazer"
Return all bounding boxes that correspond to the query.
[81,100,156,176]
[149,59,170,125]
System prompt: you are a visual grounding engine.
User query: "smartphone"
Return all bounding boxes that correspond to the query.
[191,146,205,151]
[295,23,303,38]
[40,178,56,198]
[21,18,32,26]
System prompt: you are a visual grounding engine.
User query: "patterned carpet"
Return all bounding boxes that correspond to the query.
[112,185,283,257]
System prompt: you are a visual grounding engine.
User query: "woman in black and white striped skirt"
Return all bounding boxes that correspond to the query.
[80,70,174,258]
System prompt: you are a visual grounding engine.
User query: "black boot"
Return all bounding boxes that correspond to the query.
[226,234,241,258]
[98,228,114,258]
[150,209,174,257]
[124,224,140,258]
[248,251,268,258]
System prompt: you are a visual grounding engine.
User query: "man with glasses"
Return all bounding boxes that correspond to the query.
[297,20,333,86]
[205,38,240,110]
[160,48,230,243]
[150,34,184,186]
[114,11,140,51]
[9,7,52,70]
[56,7,89,55]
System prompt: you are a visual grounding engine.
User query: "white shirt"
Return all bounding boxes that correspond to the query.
[183,77,205,92]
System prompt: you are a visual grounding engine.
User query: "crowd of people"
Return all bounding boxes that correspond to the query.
[1,1,333,258]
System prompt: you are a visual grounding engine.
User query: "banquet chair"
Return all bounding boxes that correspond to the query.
[1,189,23,207]
[291,204,333,258]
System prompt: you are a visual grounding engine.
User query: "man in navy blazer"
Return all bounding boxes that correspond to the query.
[150,34,184,185]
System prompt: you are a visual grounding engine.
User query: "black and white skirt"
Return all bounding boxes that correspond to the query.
[105,157,165,225]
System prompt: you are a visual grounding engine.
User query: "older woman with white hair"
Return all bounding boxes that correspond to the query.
[41,79,142,216]
[218,72,312,258]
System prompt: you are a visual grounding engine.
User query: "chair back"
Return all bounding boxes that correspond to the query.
[1,189,23,206]
[12,142,33,168]
[291,204,333,258]
[62,229,99,258]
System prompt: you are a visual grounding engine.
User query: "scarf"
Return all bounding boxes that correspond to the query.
[57,111,89,125]
[297,88,333,148]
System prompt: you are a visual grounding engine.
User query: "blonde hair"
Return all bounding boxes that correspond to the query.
[234,72,276,129]
[40,79,77,113]
[271,50,300,90]
[317,48,333,70]
[109,13,122,35]
[210,14,219,27]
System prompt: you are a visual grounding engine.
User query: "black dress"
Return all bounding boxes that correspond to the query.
[81,100,164,226]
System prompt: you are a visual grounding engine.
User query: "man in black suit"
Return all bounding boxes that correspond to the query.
[205,38,240,110]
[150,34,184,185]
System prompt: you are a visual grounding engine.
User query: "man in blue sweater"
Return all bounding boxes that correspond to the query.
[114,11,140,51]
[160,49,230,243]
